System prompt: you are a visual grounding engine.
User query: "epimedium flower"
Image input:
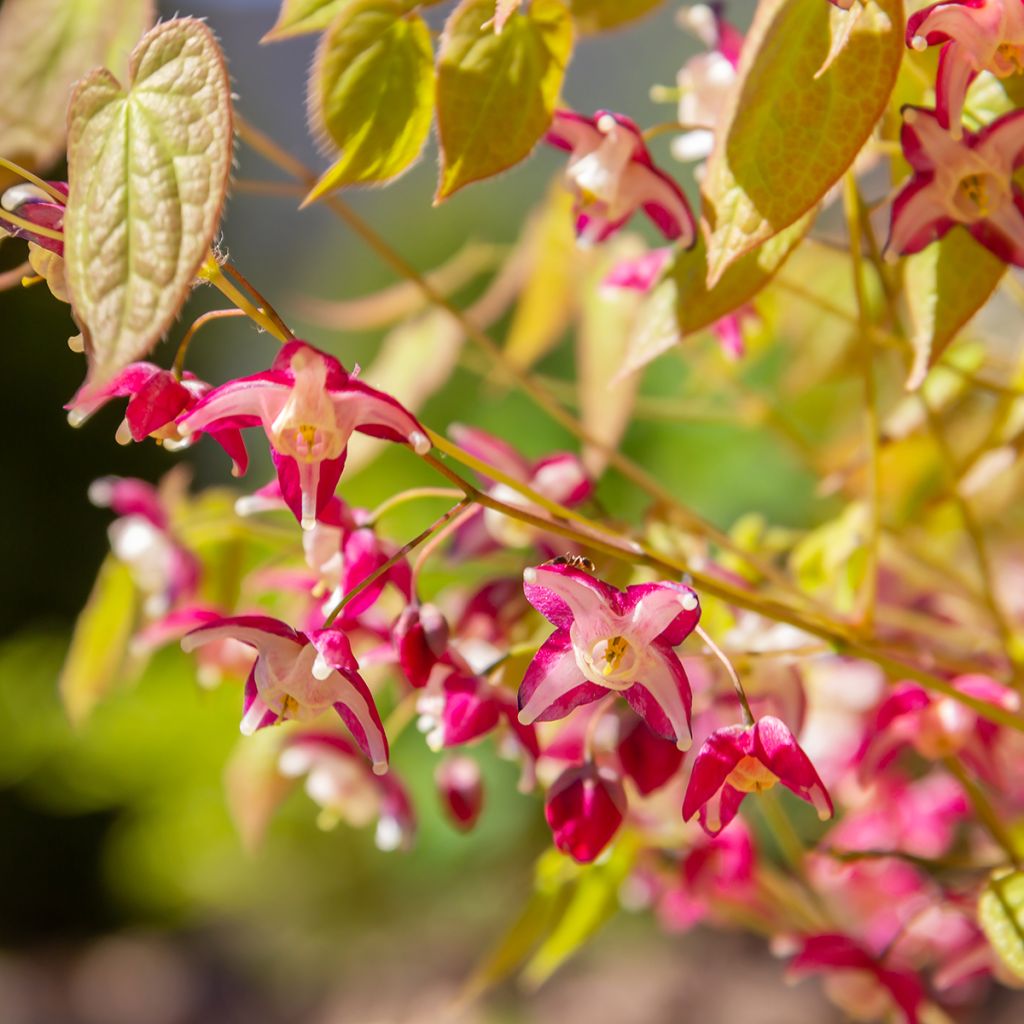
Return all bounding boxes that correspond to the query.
[517,563,701,751]
[886,105,1024,266]
[545,110,697,246]
[181,614,389,773]
[0,181,67,254]
[66,362,247,474]
[434,754,484,832]
[545,762,627,863]
[177,340,431,531]
[907,0,1024,137]
[682,715,833,836]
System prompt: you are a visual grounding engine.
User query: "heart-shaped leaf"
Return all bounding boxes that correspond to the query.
[903,229,1005,390]
[63,18,233,388]
[0,0,155,171]
[305,0,434,200]
[436,0,573,201]
[702,0,902,286]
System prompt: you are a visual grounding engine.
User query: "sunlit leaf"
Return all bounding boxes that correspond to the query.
[59,555,138,726]
[224,732,295,854]
[505,183,587,369]
[436,0,573,200]
[305,1,434,199]
[568,0,663,34]
[64,18,233,388]
[702,0,902,286]
[902,229,1005,390]
[0,0,154,172]
[980,868,1024,981]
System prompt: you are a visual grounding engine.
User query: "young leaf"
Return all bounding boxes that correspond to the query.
[0,0,154,171]
[902,230,1005,390]
[979,869,1024,981]
[702,0,902,286]
[264,0,355,39]
[436,0,574,201]
[59,555,138,726]
[568,0,663,34]
[305,1,434,200]
[619,210,813,377]
[63,18,233,389]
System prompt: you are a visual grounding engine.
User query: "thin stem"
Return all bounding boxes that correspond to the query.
[843,173,882,629]
[583,695,618,760]
[197,255,290,342]
[0,209,63,242]
[234,113,809,602]
[696,624,753,725]
[0,157,66,202]
[758,791,808,880]
[367,487,465,525]
[172,308,248,378]
[411,503,476,580]
[642,120,702,140]
[0,259,31,291]
[322,499,471,627]
[943,756,1021,868]
[233,179,306,198]
[219,261,296,341]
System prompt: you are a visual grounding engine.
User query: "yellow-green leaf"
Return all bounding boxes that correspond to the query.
[0,0,155,171]
[702,0,902,286]
[305,1,434,199]
[436,0,573,201]
[64,18,233,388]
[980,868,1024,980]
[903,229,1005,390]
[59,555,138,726]
[568,0,663,34]
[264,0,443,40]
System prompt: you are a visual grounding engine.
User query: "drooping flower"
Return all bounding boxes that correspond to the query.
[788,934,925,1024]
[435,754,484,831]
[682,715,833,835]
[886,105,1024,266]
[181,614,389,772]
[177,341,430,530]
[66,363,247,474]
[673,4,743,163]
[517,563,700,750]
[614,709,686,796]
[545,110,697,246]
[907,0,1024,136]
[0,181,67,254]
[393,601,450,688]
[545,762,627,862]
[279,731,414,850]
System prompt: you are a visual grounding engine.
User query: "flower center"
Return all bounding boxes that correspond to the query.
[994,43,1024,76]
[726,755,779,794]
[566,115,638,216]
[270,351,346,463]
[578,634,639,689]
[954,172,998,220]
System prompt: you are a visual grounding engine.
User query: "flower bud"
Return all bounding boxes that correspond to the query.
[545,763,626,863]
[435,755,483,831]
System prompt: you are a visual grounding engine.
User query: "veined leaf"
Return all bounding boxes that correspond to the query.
[568,0,663,34]
[903,229,1005,390]
[305,1,434,198]
[59,555,138,726]
[64,18,233,388]
[980,868,1024,981]
[0,0,154,171]
[702,0,902,286]
[436,0,573,201]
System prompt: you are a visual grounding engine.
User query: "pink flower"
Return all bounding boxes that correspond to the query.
[789,934,925,1024]
[602,247,673,293]
[279,732,414,850]
[907,0,1024,137]
[682,716,833,835]
[517,563,700,750]
[0,181,67,254]
[66,363,247,474]
[886,105,1024,266]
[545,762,626,862]
[435,754,484,831]
[177,341,430,530]
[672,5,743,163]
[615,710,686,795]
[393,602,449,689]
[181,614,389,772]
[545,110,697,245]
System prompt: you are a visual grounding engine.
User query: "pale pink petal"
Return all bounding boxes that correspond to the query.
[518,630,604,724]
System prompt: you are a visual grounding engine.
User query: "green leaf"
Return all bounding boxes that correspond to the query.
[619,210,813,377]
[305,1,434,199]
[702,0,903,286]
[59,555,138,726]
[265,0,355,39]
[902,229,1005,390]
[980,868,1024,981]
[436,0,573,201]
[568,0,663,34]
[0,0,155,171]
[64,18,233,388]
